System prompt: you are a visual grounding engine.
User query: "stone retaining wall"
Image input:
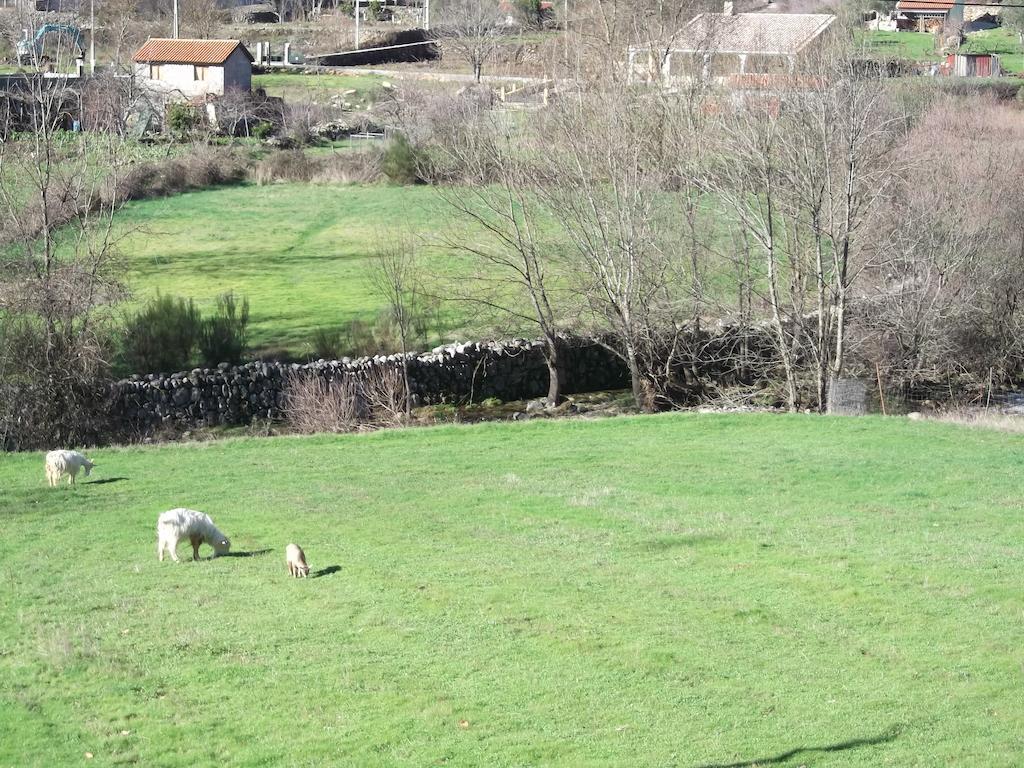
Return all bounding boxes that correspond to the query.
[111,327,778,433]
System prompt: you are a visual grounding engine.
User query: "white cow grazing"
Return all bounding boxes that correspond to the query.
[45,450,95,487]
[156,508,231,562]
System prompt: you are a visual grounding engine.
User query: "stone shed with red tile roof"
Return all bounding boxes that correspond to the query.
[132,38,253,97]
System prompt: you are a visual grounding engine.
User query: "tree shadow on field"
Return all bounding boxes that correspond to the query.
[88,477,128,485]
[221,549,273,558]
[691,726,902,768]
[310,566,341,578]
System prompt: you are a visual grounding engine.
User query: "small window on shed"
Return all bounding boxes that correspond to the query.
[149,63,163,80]
[194,65,209,82]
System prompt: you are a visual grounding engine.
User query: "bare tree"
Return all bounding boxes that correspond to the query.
[371,235,421,419]
[799,43,904,411]
[97,0,144,71]
[0,73,130,448]
[530,87,688,411]
[435,0,507,81]
[700,91,808,410]
[180,0,225,39]
[417,99,572,406]
[699,31,904,412]
[862,97,1024,390]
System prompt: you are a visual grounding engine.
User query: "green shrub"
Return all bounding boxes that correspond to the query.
[342,318,377,358]
[121,293,202,374]
[199,292,250,366]
[380,134,421,185]
[515,0,543,26]
[372,310,398,352]
[311,326,343,359]
[253,120,274,140]
[425,403,458,422]
[166,103,200,139]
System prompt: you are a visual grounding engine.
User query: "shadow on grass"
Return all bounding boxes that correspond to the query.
[220,549,273,558]
[310,565,341,578]
[88,477,128,485]
[692,727,902,768]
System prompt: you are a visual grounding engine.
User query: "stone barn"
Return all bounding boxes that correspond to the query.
[132,38,253,98]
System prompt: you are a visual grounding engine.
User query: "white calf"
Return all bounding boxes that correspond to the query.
[45,450,95,487]
[286,543,310,578]
[156,508,231,562]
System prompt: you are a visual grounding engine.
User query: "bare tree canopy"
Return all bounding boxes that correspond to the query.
[434,0,509,81]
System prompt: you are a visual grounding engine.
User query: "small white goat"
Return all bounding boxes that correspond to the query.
[285,543,310,578]
[156,508,231,562]
[44,450,95,487]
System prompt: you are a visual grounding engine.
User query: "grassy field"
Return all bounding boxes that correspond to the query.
[115,183,468,355]
[961,28,1024,73]
[861,31,939,61]
[1,414,1023,766]
[252,72,388,108]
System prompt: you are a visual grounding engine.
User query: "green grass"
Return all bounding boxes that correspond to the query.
[252,72,388,108]
[1,414,1023,766]
[961,28,1024,73]
[115,183,467,355]
[861,30,940,61]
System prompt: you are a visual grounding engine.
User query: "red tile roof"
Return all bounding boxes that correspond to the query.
[132,38,253,65]
[896,1,954,11]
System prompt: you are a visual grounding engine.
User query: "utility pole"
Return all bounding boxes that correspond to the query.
[172,0,179,38]
[89,0,95,73]
[563,0,568,73]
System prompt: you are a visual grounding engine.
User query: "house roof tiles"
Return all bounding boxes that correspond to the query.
[132,38,253,65]
[896,1,955,12]
[670,12,836,56]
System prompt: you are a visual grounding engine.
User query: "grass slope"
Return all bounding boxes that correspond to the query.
[861,31,939,62]
[115,183,464,355]
[961,28,1024,73]
[1,414,1023,766]
[252,72,387,109]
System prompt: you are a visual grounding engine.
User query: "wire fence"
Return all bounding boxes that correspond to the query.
[830,375,1024,417]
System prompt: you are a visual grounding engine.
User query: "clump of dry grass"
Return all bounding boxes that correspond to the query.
[284,374,364,434]
[916,408,1024,433]
[284,366,407,435]
[251,148,383,186]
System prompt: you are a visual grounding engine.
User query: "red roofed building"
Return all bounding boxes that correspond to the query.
[895,1,956,32]
[132,38,253,97]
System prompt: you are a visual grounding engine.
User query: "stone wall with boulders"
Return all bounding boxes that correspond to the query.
[111,327,779,434]
[111,338,628,433]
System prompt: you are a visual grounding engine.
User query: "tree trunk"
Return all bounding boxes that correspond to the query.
[624,342,651,412]
[815,233,828,413]
[764,204,798,412]
[543,335,567,406]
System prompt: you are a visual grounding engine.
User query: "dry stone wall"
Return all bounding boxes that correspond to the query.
[111,327,779,433]
[111,338,629,432]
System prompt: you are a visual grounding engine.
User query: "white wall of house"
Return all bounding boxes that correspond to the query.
[134,48,250,97]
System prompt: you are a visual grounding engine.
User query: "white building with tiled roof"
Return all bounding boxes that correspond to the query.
[132,38,253,97]
[629,5,835,83]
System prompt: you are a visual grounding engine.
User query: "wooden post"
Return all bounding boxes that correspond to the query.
[875,362,887,416]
